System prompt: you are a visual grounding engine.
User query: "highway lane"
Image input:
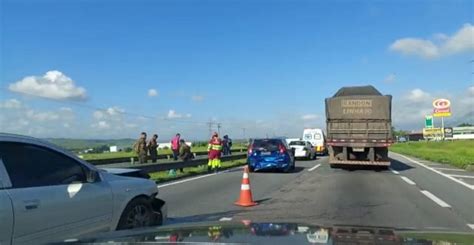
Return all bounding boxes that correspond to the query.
[158,157,322,223]
[159,155,474,232]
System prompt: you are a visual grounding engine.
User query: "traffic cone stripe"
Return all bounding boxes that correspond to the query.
[234,166,257,207]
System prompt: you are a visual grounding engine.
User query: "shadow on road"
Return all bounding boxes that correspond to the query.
[338,165,390,172]
[166,210,244,225]
[254,197,271,204]
[389,158,415,172]
[253,166,305,174]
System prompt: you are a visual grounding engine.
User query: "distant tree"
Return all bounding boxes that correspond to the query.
[391,126,409,137]
[457,123,473,127]
[124,147,133,152]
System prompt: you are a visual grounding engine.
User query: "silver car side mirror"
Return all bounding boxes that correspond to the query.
[86,170,100,183]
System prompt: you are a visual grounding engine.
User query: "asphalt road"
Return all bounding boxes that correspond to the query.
[158,154,474,232]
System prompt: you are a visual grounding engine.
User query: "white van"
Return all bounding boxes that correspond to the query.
[302,128,327,155]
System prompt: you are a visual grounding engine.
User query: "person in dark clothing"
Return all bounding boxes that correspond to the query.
[177,139,192,173]
[148,134,159,163]
[179,139,193,161]
[133,132,147,164]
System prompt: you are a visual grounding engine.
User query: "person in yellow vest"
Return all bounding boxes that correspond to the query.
[207,132,223,173]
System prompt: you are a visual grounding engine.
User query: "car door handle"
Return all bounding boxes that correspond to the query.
[24,200,40,210]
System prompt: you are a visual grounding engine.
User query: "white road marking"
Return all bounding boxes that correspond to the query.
[448,174,474,179]
[389,168,400,175]
[158,166,244,188]
[433,167,466,172]
[467,224,474,230]
[219,217,233,221]
[308,164,321,172]
[420,190,452,208]
[400,176,416,185]
[392,153,474,190]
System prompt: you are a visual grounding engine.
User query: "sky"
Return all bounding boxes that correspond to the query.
[1,0,473,140]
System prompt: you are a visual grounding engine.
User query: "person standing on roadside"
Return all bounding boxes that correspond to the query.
[171,133,181,161]
[133,132,148,164]
[148,134,159,163]
[227,136,233,155]
[207,132,223,173]
[178,139,193,173]
[222,135,229,156]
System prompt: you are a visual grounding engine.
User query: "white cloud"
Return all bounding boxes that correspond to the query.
[468,86,474,96]
[93,107,124,120]
[9,70,87,100]
[0,99,22,109]
[389,38,439,59]
[148,89,158,97]
[93,111,105,120]
[92,121,110,129]
[407,88,431,103]
[26,110,60,121]
[167,109,192,119]
[389,23,474,59]
[301,114,319,120]
[393,85,474,130]
[443,24,474,54]
[383,73,396,84]
[191,95,204,102]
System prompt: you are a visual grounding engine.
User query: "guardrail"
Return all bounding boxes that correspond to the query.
[88,148,246,165]
[126,153,247,173]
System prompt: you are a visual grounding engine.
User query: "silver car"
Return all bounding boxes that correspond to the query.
[0,133,167,245]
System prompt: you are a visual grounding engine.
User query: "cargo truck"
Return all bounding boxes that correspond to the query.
[325,86,392,168]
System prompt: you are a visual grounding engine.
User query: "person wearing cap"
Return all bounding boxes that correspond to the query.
[207,132,223,172]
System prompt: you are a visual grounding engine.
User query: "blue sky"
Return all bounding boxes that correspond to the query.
[1,0,473,140]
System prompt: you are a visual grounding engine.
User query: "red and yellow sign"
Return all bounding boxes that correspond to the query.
[432,98,451,117]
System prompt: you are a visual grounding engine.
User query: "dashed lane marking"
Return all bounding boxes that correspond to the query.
[432,167,466,172]
[219,217,233,221]
[400,176,416,185]
[420,190,452,208]
[308,164,321,172]
[392,153,474,190]
[448,174,474,179]
[389,168,400,175]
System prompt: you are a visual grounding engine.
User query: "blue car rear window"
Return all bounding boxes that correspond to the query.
[252,139,281,151]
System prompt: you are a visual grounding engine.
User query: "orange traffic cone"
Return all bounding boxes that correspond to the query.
[235,166,257,207]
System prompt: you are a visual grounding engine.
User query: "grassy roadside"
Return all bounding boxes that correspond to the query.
[390,140,474,169]
[149,159,248,183]
[80,146,245,160]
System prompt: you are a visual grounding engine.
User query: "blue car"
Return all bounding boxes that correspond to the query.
[247,138,295,172]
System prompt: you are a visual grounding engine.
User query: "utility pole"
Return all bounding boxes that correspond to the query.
[217,123,221,135]
[207,121,213,137]
[241,128,246,140]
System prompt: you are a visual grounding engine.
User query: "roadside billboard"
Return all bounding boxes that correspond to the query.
[444,127,453,138]
[425,115,433,128]
[433,98,451,117]
[423,128,443,139]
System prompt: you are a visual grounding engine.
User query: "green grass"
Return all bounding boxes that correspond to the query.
[80,145,245,160]
[399,232,474,243]
[149,159,247,183]
[390,140,474,169]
